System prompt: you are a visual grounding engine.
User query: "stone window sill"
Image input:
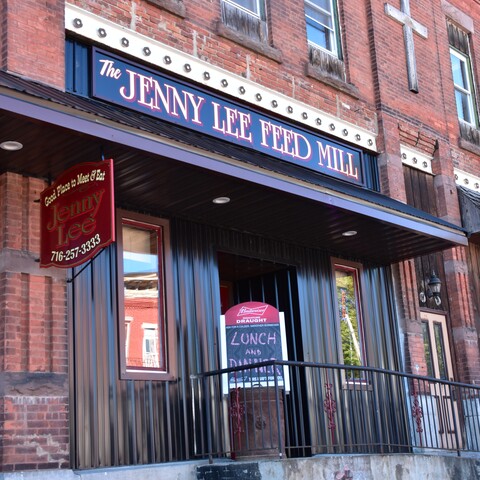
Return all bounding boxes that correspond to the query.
[216,22,282,64]
[459,137,480,156]
[459,121,480,155]
[146,0,185,17]
[306,63,359,99]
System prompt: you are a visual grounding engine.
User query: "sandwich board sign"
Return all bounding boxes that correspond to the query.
[220,301,290,393]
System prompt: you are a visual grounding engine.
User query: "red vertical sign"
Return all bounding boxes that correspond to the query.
[40,160,115,268]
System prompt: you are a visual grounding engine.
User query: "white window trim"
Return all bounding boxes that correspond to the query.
[305,0,338,57]
[142,323,160,368]
[450,47,477,126]
[125,316,133,359]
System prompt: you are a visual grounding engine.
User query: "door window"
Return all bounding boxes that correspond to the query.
[421,312,452,380]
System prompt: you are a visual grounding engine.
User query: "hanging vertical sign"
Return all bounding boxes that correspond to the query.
[220,302,290,393]
[39,159,115,268]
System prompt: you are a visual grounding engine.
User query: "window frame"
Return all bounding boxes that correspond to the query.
[223,0,263,18]
[142,323,161,368]
[420,312,454,382]
[333,261,367,382]
[305,0,339,57]
[450,46,478,127]
[117,210,176,381]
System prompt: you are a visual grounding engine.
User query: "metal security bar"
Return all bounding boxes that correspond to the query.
[191,361,480,460]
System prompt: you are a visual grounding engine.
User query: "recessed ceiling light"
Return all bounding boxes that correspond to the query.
[342,230,357,237]
[212,196,230,204]
[0,141,23,151]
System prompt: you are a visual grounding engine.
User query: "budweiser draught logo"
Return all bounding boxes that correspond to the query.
[237,304,268,316]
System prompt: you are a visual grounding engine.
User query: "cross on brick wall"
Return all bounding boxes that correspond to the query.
[384,0,428,93]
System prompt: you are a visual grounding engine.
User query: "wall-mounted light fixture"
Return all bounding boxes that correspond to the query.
[419,271,442,306]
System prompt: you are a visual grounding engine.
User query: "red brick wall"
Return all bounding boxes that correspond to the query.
[368,0,480,382]
[393,260,430,376]
[0,0,64,88]
[0,173,69,471]
[1,0,480,468]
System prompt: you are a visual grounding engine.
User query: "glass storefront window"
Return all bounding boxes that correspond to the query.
[335,264,365,379]
[120,217,170,378]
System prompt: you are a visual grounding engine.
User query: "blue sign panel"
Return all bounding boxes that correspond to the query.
[92,49,364,186]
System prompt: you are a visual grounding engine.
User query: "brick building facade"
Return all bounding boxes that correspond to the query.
[1,0,480,477]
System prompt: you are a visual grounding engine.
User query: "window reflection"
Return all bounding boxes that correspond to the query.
[305,0,338,56]
[450,48,476,125]
[422,321,434,377]
[226,0,261,15]
[433,322,448,380]
[335,265,364,378]
[122,222,164,371]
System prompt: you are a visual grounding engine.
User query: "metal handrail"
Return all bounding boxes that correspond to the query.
[191,361,480,461]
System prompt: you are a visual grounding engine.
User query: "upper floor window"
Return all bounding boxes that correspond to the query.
[450,48,477,126]
[119,213,174,380]
[334,263,366,380]
[221,0,267,43]
[304,0,345,82]
[305,0,339,57]
[448,22,478,129]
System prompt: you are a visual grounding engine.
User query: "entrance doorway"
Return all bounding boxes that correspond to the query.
[217,252,303,362]
[420,311,461,449]
[421,312,453,381]
[217,251,311,455]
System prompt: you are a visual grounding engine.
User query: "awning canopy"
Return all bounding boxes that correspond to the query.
[0,71,467,265]
[458,186,480,244]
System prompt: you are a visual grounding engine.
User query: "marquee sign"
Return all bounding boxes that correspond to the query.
[220,302,290,392]
[92,49,365,186]
[40,160,115,268]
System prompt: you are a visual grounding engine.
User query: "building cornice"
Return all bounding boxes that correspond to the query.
[454,168,480,191]
[65,3,378,153]
[400,145,433,174]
